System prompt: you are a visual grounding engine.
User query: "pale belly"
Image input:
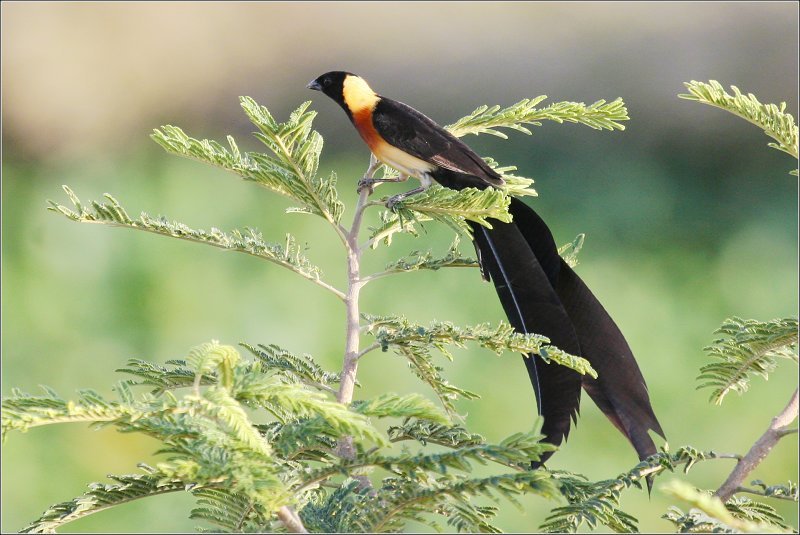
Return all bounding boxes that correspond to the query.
[373,140,436,181]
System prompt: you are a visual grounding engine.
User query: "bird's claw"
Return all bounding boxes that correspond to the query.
[385,194,404,211]
[357,177,377,194]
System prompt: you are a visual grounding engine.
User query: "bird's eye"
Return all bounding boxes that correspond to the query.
[323,78,332,87]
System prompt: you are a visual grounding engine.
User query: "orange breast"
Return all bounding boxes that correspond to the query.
[351,108,435,178]
[352,109,382,152]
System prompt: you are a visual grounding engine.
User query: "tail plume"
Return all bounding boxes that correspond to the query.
[470,197,665,470]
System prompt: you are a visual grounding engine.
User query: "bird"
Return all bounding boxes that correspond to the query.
[308,71,665,472]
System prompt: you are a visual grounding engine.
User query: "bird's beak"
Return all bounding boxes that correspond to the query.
[307,79,322,91]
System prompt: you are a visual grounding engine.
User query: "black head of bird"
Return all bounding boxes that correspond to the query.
[307,71,358,113]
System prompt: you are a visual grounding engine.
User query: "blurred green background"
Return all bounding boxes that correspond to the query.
[2,2,798,532]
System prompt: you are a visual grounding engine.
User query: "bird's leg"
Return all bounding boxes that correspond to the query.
[386,186,427,211]
[385,173,433,210]
[357,172,409,194]
[355,156,383,194]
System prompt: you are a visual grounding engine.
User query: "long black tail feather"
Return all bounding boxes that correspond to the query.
[469,195,665,471]
[470,219,583,464]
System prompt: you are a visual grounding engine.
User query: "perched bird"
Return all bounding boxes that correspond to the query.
[308,71,665,470]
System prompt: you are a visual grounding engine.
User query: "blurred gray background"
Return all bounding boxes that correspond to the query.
[2,2,798,532]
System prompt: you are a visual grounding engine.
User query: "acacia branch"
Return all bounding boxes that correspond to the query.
[335,156,379,463]
[357,342,381,360]
[715,388,799,502]
[276,505,307,533]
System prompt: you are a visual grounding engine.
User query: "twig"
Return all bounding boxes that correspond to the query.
[357,342,381,360]
[715,388,799,502]
[734,485,799,502]
[276,505,307,533]
[336,156,380,461]
[361,262,477,285]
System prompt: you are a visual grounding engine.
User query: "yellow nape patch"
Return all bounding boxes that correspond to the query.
[343,75,379,113]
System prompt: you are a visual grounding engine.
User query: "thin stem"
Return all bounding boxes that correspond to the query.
[360,271,394,285]
[335,156,379,461]
[350,180,384,255]
[715,388,799,502]
[361,263,477,285]
[357,342,381,360]
[714,453,744,461]
[276,505,307,533]
[360,215,417,251]
[734,485,799,502]
[234,501,254,531]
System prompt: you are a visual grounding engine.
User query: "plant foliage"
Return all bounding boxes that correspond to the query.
[541,446,726,533]
[8,93,644,533]
[6,82,797,533]
[697,317,798,404]
[446,96,629,138]
[47,186,341,298]
[152,99,345,224]
[662,480,791,533]
[680,80,799,174]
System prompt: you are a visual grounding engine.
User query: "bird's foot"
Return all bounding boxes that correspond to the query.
[385,186,425,211]
[358,173,411,194]
[357,177,377,194]
[386,194,404,211]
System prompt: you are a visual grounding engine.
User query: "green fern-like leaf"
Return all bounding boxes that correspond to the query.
[256,421,337,463]
[446,96,629,138]
[680,80,799,165]
[361,313,596,416]
[541,447,725,533]
[151,99,345,224]
[290,433,558,532]
[20,469,189,533]
[663,506,736,534]
[2,386,149,440]
[387,184,512,231]
[558,234,585,268]
[396,344,480,416]
[745,479,799,502]
[441,502,502,533]
[383,235,479,275]
[190,488,269,533]
[698,317,798,404]
[117,359,215,395]
[184,386,274,458]
[726,496,792,530]
[366,471,559,533]
[351,392,450,425]
[366,208,429,248]
[186,341,241,390]
[234,380,387,447]
[364,314,596,377]
[47,187,340,297]
[241,343,342,393]
[387,420,485,449]
[662,480,790,533]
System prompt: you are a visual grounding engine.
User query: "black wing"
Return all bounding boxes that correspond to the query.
[372,98,503,187]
